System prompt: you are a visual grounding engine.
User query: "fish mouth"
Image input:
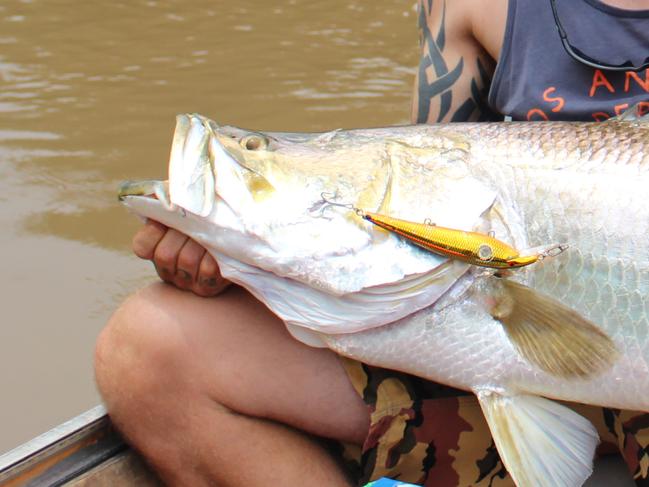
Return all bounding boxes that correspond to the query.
[119,114,241,217]
[118,113,261,239]
[118,179,172,208]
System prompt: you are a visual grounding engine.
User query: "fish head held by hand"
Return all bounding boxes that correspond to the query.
[119,113,497,336]
[197,115,494,270]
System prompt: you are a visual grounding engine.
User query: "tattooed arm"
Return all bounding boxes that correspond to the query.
[412,0,507,123]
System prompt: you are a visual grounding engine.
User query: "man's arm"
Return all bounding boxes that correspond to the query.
[412,0,505,123]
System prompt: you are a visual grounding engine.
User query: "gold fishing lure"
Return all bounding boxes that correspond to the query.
[361,211,538,269]
[316,193,560,269]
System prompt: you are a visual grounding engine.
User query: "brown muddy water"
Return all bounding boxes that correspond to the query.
[0,0,419,452]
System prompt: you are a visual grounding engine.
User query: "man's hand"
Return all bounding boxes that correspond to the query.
[132,220,230,297]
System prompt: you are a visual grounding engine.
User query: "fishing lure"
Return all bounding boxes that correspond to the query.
[316,193,565,269]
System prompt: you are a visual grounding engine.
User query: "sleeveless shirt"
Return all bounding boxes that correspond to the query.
[488,0,649,121]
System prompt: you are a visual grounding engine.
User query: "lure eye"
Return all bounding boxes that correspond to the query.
[477,244,494,261]
[240,134,269,151]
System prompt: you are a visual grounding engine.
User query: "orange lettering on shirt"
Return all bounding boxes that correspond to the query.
[615,103,630,116]
[527,108,549,121]
[542,87,565,112]
[592,112,610,122]
[624,70,649,93]
[614,102,649,117]
[589,70,615,97]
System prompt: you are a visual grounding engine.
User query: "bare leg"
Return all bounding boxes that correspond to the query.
[95,283,369,487]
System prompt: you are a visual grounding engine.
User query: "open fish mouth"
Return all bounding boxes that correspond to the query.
[118,114,238,218]
[118,179,171,208]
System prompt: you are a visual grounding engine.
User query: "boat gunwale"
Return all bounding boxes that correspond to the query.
[0,405,129,486]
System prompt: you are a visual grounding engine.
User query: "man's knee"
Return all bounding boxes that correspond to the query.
[95,283,192,410]
[95,284,243,479]
[95,282,368,445]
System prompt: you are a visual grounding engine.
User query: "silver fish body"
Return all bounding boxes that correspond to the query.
[328,121,649,409]
[119,114,649,486]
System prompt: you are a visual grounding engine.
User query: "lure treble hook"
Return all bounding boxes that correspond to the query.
[310,192,365,218]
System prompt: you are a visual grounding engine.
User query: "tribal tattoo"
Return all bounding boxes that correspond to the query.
[416,0,462,123]
[451,58,500,122]
[416,0,500,123]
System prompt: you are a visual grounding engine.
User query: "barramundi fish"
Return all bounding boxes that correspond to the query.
[119,111,649,487]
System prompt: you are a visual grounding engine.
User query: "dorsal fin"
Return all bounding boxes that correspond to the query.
[609,102,649,122]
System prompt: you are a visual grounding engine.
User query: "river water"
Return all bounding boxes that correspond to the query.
[0,0,418,452]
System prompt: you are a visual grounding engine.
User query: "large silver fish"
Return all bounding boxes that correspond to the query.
[119,112,649,487]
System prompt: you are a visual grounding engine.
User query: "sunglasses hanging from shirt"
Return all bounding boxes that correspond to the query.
[550,0,649,72]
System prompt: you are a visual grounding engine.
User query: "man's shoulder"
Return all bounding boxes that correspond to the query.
[426,0,509,61]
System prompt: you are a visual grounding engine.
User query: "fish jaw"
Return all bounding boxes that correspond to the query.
[117,180,235,253]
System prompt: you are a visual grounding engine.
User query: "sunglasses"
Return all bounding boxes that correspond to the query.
[550,0,649,72]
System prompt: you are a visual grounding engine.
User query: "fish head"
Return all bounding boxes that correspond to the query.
[119,114,497,336]
[120,114,453,292]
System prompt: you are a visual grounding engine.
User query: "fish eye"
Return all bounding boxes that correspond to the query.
[240,134,268,151]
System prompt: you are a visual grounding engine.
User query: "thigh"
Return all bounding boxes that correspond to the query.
[111,282,370,445]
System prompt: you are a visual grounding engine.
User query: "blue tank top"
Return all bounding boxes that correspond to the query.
[488,0,649,121]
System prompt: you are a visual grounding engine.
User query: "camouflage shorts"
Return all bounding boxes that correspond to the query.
[338,357,649,487]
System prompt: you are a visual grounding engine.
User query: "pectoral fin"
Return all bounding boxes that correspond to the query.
[488,279,618,378]
[476,390,598,487]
